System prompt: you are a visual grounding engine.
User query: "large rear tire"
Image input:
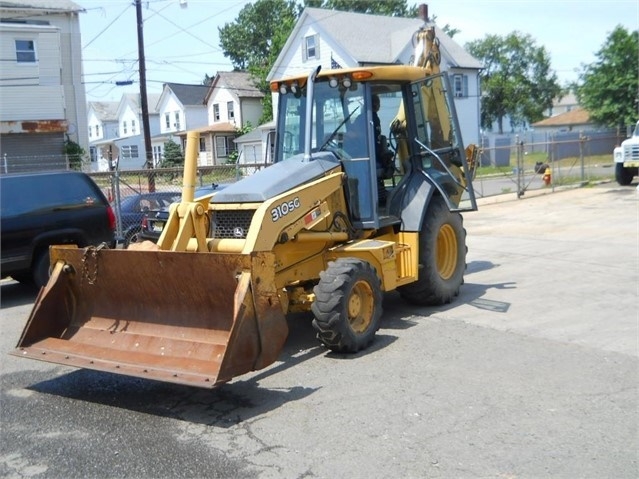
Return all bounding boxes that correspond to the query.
[398,196,466,306]
[312,258,382,353]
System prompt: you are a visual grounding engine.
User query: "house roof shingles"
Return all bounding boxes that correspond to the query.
[211,71,263,98]
[164,83,208,106]
[89,101,119,121]
[303,7,482,69]
[533,107,591,128]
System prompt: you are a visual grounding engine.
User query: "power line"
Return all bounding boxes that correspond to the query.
[83,3,131,50]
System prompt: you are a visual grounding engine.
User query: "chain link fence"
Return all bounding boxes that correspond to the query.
[87,162,269,243]
[472,128,620,199]
[1,126,625,243]
[2,153,70,173]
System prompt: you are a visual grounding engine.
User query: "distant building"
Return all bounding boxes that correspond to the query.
[267,6,483,146]
[157,82,209,136]
[532,107,593,133]
[0,0,87,172]
[87,101,118,170]
[179,71,264,166]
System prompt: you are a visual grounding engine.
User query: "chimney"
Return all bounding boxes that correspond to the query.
[418,4,429,22]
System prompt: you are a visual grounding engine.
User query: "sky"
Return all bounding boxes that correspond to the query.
[78,0,639,103]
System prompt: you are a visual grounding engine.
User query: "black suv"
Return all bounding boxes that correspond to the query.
[1,171,116,287]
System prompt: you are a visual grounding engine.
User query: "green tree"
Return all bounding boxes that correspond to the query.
[218,0,299,122]
[160,139,184,168]
[575,26,639,129]
[466,32,561,134]
[218,0,299,71]
[63,135,86,171]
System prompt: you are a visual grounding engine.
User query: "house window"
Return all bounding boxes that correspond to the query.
[165,113,171,129]
[131,120,136,135]
[303,34,319,61]
[215,136,235,158]
[199,137,206,152]
[95,125,100,137]
[174,112,181,130]
[123,121,128,135]
[89,128,92,139]
[120,145,139,159]
[227,101,234,120]
[213,104,220,122]
[453,74,468,98]
[15,40,36,63]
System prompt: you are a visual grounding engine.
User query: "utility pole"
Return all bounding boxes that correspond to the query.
[135,0,155,192]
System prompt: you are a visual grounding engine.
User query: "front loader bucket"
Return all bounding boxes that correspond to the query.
[11,246,289,388]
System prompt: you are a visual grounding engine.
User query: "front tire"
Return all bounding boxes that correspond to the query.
[615,163,636,186]
[312,258,382,353]
[398,196,466,306]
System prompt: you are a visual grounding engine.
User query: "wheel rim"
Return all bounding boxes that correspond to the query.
[347,280,374,333]
[436,223,458,280]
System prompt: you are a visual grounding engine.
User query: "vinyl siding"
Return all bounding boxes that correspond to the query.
[0,9,87,153]
[0,85,65,120]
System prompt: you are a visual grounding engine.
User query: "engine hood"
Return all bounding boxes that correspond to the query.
[212,152,341,204]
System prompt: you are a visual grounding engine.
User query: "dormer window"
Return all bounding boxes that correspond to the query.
[123,121,128,135]
[303,34,319,61]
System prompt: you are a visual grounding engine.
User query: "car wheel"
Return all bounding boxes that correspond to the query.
[33,250,51,289]
[124,227,142,248]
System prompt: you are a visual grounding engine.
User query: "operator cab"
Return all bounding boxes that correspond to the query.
[274,70,475,230]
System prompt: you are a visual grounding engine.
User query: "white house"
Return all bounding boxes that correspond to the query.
[87,101,118,170]
[264,6,483,148]
[157,82,209,136]
[0,0,88,172]
[86,93,162,171]
[182,71,263,166]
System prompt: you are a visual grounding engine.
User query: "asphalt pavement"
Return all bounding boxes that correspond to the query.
[1,181,637,479]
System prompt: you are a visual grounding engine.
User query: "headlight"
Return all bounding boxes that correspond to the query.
[613,148,622,162]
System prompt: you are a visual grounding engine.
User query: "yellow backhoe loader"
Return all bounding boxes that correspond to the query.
[12,25,478,388]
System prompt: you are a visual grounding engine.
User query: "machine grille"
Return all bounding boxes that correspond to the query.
[212,210,255,239]
[623,144,639,160]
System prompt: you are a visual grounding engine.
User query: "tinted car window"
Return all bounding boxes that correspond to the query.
[1,174,102,217]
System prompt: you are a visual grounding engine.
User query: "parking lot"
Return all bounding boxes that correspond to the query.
[1,182,637,478]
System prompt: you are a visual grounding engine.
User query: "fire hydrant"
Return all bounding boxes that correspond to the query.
[543,167,551,186]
